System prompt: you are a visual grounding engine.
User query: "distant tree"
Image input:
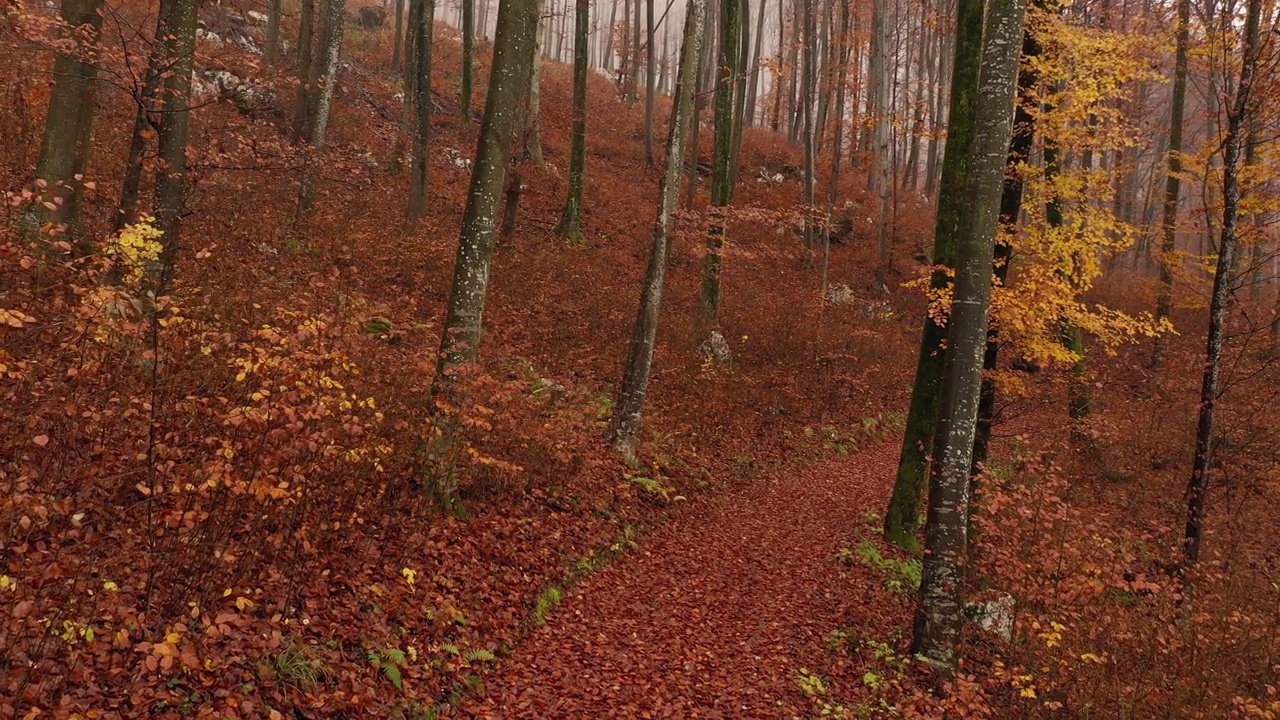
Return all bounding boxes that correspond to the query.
[266,0,283,64]
[116,0,170,231]
[555,0,590,240]
[609,0,706,459]
[800,0,816,256]
[912,0,1027,669]
[743,0,765,124]
[699,0,739,323]
[643,0,656,165]
[27,0,103,240]
[1184,0,1262,565]
[293,0,316,141]
[299,0,346,215]
[151,0,199,282]
[1150,0,1189,368]
[426,0,540,514]
[882,0,984,552]
[407,0,435,228]
[462,0,475,120]
[392,0,406,74]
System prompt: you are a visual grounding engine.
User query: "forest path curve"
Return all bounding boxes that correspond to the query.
[462,443,897,719]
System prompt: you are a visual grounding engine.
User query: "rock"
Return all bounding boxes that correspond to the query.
[356,5,387,28]
[825,283,858,308]
[197,70,279,117]
[965,593,1015,641]
[246,10,268,24]
[196,28,222,44]
[699,330,732,366]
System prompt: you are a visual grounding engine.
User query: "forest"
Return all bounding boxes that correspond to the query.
[1,0,1278,713]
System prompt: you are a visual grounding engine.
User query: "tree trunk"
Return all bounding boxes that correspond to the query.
[1150,0,1189,368]
[266,0,283,64]
[912,0,1026,669]
[770,0,784,130]
[744,0,765,124]
[699,0,739,322]
[800,0,816,255]
[151,0,198,285]
[293,0,317,142]
[609,0,706,459]
[972,15,1041,477]
[728,0,749,187]
[28,0,103,240]
[1183,0,1260,565]
[644,0,656,164]
[684,0,715,208]
[299,0,345,215]
[428,0,540,514]
[392,0,406,73]
[871,0,891,276]
[116,0,170,231]
[407,0,435,228]
[555,0,590,239]
[462,0,474,119]
[882,0,983,551]
[630,0,641,100]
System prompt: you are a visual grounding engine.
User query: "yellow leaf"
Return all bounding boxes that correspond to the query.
[102,581,119,592]
[1021,687,1038,699]
[165,632,181,644]
[235,596,253,611]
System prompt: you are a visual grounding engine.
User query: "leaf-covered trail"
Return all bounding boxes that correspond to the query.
[464,445,896,718]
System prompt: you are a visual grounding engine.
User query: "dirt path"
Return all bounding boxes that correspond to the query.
[463,445,896,718]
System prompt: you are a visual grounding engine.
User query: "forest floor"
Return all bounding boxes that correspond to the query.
[463,445,898,718]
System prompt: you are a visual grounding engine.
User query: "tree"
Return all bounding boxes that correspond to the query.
[883,0,985,551]
[407,0,436,229]
[426,0,540,514]
[643,0,656,165]
[392,0,406,74]
[870,0,892,280]
[266,0,283,65]
[608,0,706,459]
[698,0,740,323]
[462,0,475,120]
[27,0,103,240]
[800,0,816,256]
[299,0,346,215]
[1183,0,1262,565]
[1150,0,1190,368]
[293,0,317,142]
[912,0,1027,669]
[555,0,590,240]
[116,0,171,231]
[150,0,198,283]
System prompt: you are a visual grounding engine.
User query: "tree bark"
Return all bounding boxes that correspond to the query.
[28,0,103,240]
[407,0,435,228]
[555,0,590,239]
[299,0,345,215]
[266,0,283,65]
[462,0,475,119]
[1183,0,1260,565]
[1151,0,1189,368]
[912,0,1027,669]
[608,0,706,459]
[744,0,765,124]
[428,0,541,514]
[151,0,198,284]
[116,0,170,231]
[644,0,656,164]
[699,0,740,322]
[882,0,983,551]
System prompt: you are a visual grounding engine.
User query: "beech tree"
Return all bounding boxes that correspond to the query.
[1183,0,1262,565]
[299,0,346,215]
[1150,0,1189,368]
[407,0,436,228]
[699,0,739,323]
[883,0,984,551]
[912,0,1027,668]
[462,0,475,120]
[150,0,198,280]
[427,0,540,513]
[555,0,590,240]
[27,0,103,240]
[609,0,706,459]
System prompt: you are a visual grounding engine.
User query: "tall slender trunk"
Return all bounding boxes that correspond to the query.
[903,0,927,191]
[744,0,765,124]
[28,0,103,239]
[882,0,983,551]
[800,0,816,254]
[298,0,345,215]
[609,0,706,458]
[872,0,891,278]
[428,0,541,515]
[605,0,618,72]
[912,0,1027,669]
[1151,0,1190,367]
[293,0,317,141]
[924,25,948,196]
[556,0,590,238]
[407,0,435,227]
[266,0,283,64]
[728,0,749,187]
[644,0,656,164]
[770,0,784,130]
[462,0,475,119]
[151,0,198,284]
[392,0,406,73]
[630,0,641,99]
[117,0,171,231]
[699,0,740,321]
[684,0,715,208]
[1183,0,1260,565]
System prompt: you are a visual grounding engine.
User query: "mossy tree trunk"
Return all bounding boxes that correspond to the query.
[698,0,740,323]
[882,0,984,552]
[151,0,198,285]
[407,0,435,229]
[298,0,344,215]
[555,0,590,240]
[1151,0,1190,368]
[912,0,1027,670]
